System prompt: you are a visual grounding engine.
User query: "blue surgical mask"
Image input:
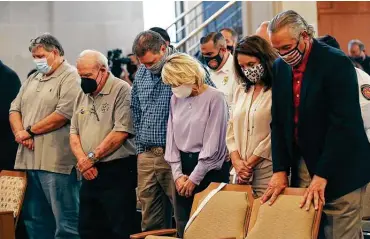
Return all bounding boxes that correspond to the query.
[34,54,52,74]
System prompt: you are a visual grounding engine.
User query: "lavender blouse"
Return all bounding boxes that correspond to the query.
[165,86,229,185]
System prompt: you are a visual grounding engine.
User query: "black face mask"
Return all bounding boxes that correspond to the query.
[203,49,224,70]
[80,71,101,94]
[227,45,234,53]
[353,56,364,63]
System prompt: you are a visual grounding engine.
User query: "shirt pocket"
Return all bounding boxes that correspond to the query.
[38,81,59,113]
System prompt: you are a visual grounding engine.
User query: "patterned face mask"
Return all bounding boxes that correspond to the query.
[279,37,306,67]
[146,48,169,75]
[243,64,264,84]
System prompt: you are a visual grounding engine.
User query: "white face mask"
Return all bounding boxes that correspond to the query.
[34,54,52,74]
[171,84,193,98]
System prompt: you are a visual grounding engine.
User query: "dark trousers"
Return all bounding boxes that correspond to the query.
[174,152,229,238]
[79,156,137,239]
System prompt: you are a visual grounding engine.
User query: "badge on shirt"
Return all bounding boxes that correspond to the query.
[101,103,110,113]
[222,76,229,85]
[361,84,370,100]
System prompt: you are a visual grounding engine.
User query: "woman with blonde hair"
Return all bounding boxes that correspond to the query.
[227,35,278,197]
[162,53,229,237]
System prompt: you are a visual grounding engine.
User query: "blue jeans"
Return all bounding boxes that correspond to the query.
[23,169,81,239]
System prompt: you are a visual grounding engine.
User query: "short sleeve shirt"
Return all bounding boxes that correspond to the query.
[355,67,370,141]
[9,61,80,174]
[209,53,238,113]
[70,73,136,162]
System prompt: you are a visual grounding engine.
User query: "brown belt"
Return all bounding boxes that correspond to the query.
[146,146,165,157]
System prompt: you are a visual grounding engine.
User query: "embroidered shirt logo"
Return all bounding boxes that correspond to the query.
[79,107,86,114]
[222,76,229,85]
[101,103,110,113]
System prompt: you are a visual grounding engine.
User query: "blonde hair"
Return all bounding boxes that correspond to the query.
[162,53,205,87]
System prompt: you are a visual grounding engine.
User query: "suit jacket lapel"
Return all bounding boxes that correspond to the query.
[299,40,319,122]
[279,61,294,157]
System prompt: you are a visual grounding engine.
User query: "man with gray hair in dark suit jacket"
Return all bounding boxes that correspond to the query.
[261,10,370,239]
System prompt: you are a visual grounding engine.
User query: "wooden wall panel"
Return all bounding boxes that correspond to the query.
[317,1,370,53]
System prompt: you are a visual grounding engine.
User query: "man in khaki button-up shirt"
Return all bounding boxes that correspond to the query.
[70,50,136,238]
[9,33,80,239]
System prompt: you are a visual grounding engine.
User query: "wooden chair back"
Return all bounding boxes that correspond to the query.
[191,183,254,238]
[0,211,15,239]
[192,183,323,239]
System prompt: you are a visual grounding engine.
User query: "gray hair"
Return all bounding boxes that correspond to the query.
[78,49,109,69]
[268,10,315,40]
[348,39,365,51]
[29,33,64,56]
[132,30,166,57]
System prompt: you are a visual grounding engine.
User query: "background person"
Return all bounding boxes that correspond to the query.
[348,39,370,75]
[220,27,238,53]
[318,35,370,142]
[150,27,171,46]
[0,60,21,171]
[255,21,270,44]
[200,32,238,113]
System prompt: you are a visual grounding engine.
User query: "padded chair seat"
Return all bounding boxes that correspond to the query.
[0,176,25,217]
[246,195,315,239]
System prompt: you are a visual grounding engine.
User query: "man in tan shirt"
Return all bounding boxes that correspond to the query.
[70,50,136,239]
[9,33,80,239]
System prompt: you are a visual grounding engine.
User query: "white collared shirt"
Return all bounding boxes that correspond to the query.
[209,53,238,113]
[355,67,370,142]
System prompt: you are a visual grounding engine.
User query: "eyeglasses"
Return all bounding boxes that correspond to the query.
[29,37,62,53]
[29,37,49,52]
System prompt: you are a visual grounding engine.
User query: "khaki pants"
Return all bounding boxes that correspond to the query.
[229,161,272,198]
[137,151,174,231]
[294,158,365,239]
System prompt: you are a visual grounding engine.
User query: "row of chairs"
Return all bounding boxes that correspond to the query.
[0,170,368,239]
[131,184,323,239]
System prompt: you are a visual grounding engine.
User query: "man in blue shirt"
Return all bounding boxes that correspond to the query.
[131,30,215,232]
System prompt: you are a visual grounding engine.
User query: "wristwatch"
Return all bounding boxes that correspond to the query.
[26,126,36,138]
[87,152,99,164]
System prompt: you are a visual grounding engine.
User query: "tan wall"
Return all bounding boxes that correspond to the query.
[280,1,318,33]
[243,1,280,36]
[0,1,144,81]
[241,1,318,36]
